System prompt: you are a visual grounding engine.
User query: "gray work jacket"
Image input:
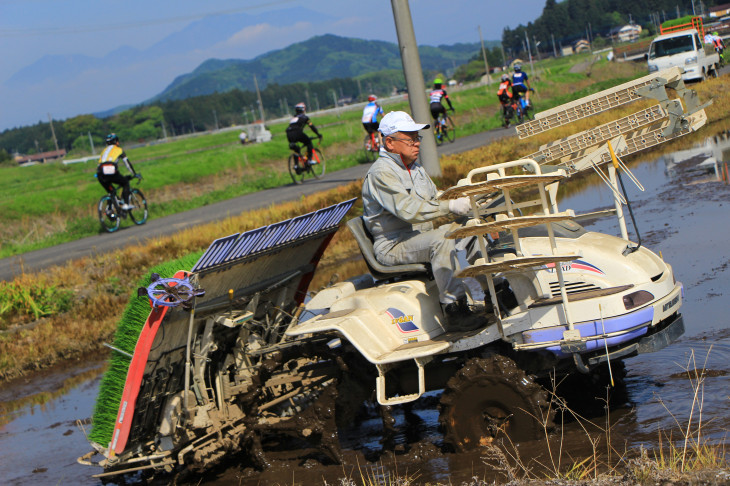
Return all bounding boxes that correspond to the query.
[362,150,451,256]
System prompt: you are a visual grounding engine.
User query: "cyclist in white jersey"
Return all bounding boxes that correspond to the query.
[362,94,384,134]
[428,78,454,126]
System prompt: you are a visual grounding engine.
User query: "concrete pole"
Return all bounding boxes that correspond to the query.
[88,131,96,155]
[524,31,534,77]
[253,74,265,124]
[47,113,59,152]
[478,25,491,86]
[390,0,440,176]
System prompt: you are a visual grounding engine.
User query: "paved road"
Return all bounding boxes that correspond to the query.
[0,128,514,281]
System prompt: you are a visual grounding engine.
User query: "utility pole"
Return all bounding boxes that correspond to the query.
[478,25,491,86]
[212,109,219,131]
[500,42,507,68]
[88,131,96,155]
[533,36,541,61]
[524,31,534,77]
[551,33,558,57]
[161,120,168,140]
[314,92,320,112]
[47,113,59,152]
[253,74,265,124]
[390,0,440,176]
[305,89,311,112]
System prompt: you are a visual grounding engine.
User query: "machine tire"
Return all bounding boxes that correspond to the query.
[439,355,554,451]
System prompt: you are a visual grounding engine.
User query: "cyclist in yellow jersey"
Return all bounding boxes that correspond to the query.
[97,133,140,210]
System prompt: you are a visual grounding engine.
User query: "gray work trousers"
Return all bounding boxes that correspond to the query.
[375,225,478,305]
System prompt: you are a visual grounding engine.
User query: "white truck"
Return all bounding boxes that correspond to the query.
[647,28,720,81]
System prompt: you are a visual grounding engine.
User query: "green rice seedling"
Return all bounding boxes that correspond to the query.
[88,251,202,446]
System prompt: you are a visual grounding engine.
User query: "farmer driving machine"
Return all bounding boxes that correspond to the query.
[79,67,708,480]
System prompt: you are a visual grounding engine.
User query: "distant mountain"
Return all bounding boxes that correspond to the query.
[5,7,332,89]
[151,34,481,102]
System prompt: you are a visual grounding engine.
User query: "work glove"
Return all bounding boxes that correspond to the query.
[448,197,471,216]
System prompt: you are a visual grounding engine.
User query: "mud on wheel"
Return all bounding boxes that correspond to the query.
[439,356,554,451]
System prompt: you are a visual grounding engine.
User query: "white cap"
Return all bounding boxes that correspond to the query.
[378,111,430,136]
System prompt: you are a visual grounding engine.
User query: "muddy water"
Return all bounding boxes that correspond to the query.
[2,132,730,485]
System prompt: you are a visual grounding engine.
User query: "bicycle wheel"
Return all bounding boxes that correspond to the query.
[308,148,326,179]
[98,195,120,233]
[363,134,378,162]
[128,189,148,225]
[434,124,444,146]
[444,116,456,143]
[288,153,305,184]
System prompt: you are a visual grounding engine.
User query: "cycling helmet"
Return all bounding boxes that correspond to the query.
[368,94,377,102]
[105,133,119,145]
[294,102,306,114]
[713,31,720,36]
[514,63,522,72]
[501,73,509,82]
[433,77,443,88]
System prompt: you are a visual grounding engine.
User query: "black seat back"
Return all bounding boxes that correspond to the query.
[346,216,430,282]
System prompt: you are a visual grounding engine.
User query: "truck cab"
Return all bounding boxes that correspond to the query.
[647,28,720,81]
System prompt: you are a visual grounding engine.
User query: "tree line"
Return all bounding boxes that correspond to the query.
[0,70,409,158]
[502,0,722,59]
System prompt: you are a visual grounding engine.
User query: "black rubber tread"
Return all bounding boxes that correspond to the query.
[444,116,456,143]
[363,134,378,162]
[97,194,120,232]
[288,153,305,184]
[309,148,326,179]
[128,188,148,225]
[439,355,554,451]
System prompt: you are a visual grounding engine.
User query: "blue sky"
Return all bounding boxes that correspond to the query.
[0,0,547,131]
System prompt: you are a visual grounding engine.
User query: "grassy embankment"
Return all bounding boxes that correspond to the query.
[0,52,622,260]
[5,57,729,384]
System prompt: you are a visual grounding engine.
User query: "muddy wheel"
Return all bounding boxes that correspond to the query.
[439,356,554,451]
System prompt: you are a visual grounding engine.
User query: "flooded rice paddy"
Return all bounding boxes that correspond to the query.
[1,131,730,485]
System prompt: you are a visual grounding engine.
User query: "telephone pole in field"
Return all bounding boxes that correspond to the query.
[390,0,440,176]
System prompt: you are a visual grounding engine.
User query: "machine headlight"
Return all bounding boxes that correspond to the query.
[648,64,658,72]
[623,290,654,310]
[685,56,698,65]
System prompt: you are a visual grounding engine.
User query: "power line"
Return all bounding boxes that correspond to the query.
[0,0,294,38]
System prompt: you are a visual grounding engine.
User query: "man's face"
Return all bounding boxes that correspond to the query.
[386,131,421,166]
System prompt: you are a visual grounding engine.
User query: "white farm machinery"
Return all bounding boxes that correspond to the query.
[80,68,706,480]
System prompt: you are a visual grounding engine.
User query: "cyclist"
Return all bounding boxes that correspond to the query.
[511,63,533,105]
[362,94,384,145]
[711,31,725,59]
[286,102,321,166]
[497,74,514,124]
[97,133,140,210]
[428,78,454,128]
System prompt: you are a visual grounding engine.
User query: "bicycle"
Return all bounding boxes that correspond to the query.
[500,98,516,128]
[434,110,456,145]
[97,175,148,233]
[363,132,381,162]
[288,137,326,184]
[513,88,535,125]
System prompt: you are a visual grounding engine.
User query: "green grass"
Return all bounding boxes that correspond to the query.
[88,251,202,447]
[0,53,643,259]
